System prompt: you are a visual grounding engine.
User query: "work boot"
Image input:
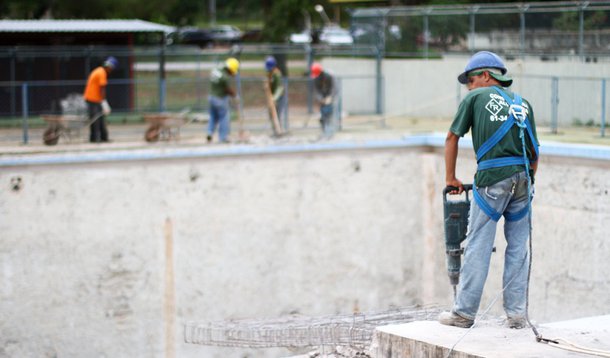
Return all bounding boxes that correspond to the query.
[438,311,474,328]
[507,316,528,329]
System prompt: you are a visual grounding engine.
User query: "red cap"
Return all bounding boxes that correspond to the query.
[310,62,322,79]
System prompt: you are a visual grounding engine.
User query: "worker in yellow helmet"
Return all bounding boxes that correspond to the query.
[207,57,239,143]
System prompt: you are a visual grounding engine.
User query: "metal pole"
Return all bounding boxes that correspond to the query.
[376,46,382,115]
[602,78,606,137]
[520,6,526,59]
[159,45,166,112]
[336,77,343,130]
[551,77,559,134]
[283,77,289,130]
[469,7,477,52]
[375,13,386,115]
[423,11,429,59]
[236,71,243,119]
[578,2,586,60]
[306,45,314,115]
[209,0,216,27]
[21,83,29,144]
[10,48,16,117]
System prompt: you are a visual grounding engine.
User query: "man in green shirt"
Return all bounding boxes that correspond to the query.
[207,57,239,143]
[439,51,539,330]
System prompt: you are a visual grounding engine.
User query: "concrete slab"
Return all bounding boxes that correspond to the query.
[372,315,610,357]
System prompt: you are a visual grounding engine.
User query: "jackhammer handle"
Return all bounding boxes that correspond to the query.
[443,184,473,201]
[443,184,473,194]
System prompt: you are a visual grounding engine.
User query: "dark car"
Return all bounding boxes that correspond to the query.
[167,27,213,48]
[208,25,243,45]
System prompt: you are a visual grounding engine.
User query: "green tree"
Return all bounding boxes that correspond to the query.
[261,0,328,42]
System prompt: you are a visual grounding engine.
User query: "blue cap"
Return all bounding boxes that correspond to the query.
[103,56,119,69]
[264,56,277,72]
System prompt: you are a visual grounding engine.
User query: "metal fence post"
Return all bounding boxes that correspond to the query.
[283,77,289,130]
[336,77,343,130]
[423,11,430,59]
[551,77,559,134]
[236,71,243,121]
[159,46,166,112]
[602,78,607,138]
[578,3,585,61]
[10,48,16,117]
[21,83,29,144]
[519,5,527,59]
[376,46,383,115]
[469,7,477,51]
[306,45,314,115]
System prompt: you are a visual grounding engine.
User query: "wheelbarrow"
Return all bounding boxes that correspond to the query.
[143,109,193,142]
[41,113,99,145]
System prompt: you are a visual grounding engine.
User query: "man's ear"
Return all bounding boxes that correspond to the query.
[483,71,492,82]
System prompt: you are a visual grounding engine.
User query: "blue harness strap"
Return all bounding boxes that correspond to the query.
[472,183,502,221]
[473,87,537,222]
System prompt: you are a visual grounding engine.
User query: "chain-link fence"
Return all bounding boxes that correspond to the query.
[0,44,379,117]
[350,1,610,60]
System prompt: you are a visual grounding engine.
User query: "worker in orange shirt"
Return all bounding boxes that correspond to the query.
[83,56,117,143]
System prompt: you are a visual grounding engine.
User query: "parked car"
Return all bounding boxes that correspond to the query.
[166,27,213,48]
[289,30,313,44]
[209,25,243,44]
[289,25,353,46]
[318,26,353,46]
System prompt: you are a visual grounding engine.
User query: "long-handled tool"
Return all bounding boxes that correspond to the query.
[235,97,250,143]
[263,82,283,136]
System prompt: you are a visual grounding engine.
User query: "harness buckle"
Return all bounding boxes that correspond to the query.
[510,104,527,124]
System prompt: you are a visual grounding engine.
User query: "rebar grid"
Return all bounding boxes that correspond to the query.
[184,305,442,349]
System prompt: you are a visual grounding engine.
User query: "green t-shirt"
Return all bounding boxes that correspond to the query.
[450,85,539,187]
[269,68,284,101]
[210,66,231,97]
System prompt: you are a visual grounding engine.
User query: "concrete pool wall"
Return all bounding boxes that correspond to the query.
[1,137,609,357]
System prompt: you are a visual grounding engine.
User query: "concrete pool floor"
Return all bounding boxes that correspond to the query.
[372,314,610,358]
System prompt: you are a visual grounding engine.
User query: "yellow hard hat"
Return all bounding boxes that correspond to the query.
[225,57,240,75]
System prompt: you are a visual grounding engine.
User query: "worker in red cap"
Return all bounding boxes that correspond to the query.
[310,62,336,137]
[83,56,118,143]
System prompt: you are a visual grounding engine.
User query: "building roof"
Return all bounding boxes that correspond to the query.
[0,19,175,34]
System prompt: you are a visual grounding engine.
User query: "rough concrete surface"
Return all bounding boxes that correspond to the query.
[373,315,610,358]
[1,122,609,357]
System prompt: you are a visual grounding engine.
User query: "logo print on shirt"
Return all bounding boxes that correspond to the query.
[486,93,508,122]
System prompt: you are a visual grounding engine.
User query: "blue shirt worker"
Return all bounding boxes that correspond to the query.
[265,56,285,135]
[310,62,336,137]
[207,57,239,143]
[439,51,540,330]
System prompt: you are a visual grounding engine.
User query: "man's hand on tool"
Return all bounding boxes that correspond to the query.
[445,178,465,195]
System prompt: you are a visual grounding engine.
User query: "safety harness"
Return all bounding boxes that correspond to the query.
[472,86,539,222]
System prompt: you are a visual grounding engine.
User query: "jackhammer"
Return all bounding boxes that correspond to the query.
[442,184,496,298]
[442,184,472,298]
